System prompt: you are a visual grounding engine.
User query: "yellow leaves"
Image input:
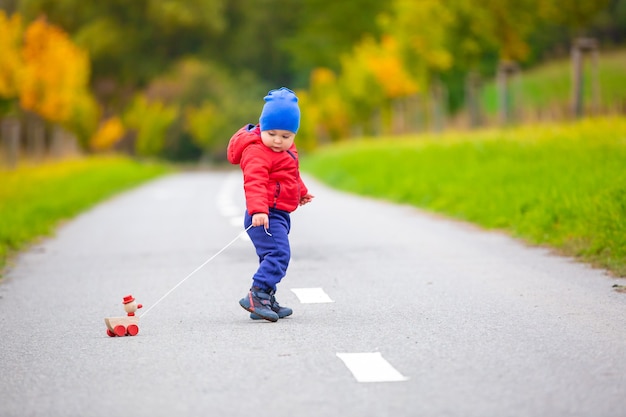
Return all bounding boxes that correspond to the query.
[384,0,454,73]
[427,50,453,72]
[465,0,542,62]
[124,95,178,156]
[0,13,99,146]
[90,117,126,152]
[310,67,336,87]
[338,0,456,105]
[339,43,382,105]
[305,68,351,141]
[499,32,530,62]
[0,11,23,100]
[20,17,92,123]
[185,102,218,147]
[365,36,419,98]
[342,35,419,102]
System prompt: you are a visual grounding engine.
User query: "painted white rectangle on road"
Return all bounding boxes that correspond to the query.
[336,352,409,383]
[290,288,334,303]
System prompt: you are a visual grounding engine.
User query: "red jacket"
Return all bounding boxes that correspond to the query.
[227,124,308,215]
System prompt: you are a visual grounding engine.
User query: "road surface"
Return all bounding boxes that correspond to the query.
[1,171,625,417]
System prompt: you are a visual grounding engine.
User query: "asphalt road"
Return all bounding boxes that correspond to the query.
[1,171,625,417]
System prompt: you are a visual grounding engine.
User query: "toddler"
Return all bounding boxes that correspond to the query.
[227,87,314,322]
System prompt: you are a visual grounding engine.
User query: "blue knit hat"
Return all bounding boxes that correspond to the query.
[259,87,300,133]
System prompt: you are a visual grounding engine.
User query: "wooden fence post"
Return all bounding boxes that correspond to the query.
[465,71,483,129]
[391,98,405,135]
[24,112,46,163]
[430,78,447,133]
[497,60,519,126]
[571,37,599,118]
[26,113,46,162]
[1,117,21,169]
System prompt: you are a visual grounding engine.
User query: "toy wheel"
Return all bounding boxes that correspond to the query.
[113,325,126,337]
[127,324,139,336]
[106,328,116,337]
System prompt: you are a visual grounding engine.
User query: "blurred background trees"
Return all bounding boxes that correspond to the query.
[0,0,625,165]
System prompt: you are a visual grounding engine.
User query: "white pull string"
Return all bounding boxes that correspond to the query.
[140,225,252,319]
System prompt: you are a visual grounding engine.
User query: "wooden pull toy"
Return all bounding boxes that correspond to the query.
[105,294,143,337]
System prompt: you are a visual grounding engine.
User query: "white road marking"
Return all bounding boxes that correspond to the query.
[220,205,243,217]
[217,173,244,219]
[336,352,409,383]
[290,287,334,303]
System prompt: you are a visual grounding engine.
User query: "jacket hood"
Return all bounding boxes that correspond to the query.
[227,124,261,165]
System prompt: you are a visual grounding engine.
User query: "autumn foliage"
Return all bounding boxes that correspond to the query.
[20,17,90,122]
[0,12,23,101]
[1,0,621,160]
[0,12,98,148]
[90,117,125,152]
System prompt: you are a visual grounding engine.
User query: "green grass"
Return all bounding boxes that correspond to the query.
[302,116,626,277]
[481,49,626,115]
[0,156,170,273]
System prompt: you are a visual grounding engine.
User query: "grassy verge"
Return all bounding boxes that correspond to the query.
[302,116,626,277]
[0,156,170,274]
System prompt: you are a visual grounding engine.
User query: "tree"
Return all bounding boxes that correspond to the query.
[20,17,93,124]
[90,116,125,151]
[185,102,219,157]
[141,58,267,160]
[217,0,303,87]
[540,0,611,35]
[18,0,227,108]
[0,10,22,167]
[345,35,421,134]
[378,0,455,131]
[305,68,351,142]
[282,0,391,80]
[15,16,98,148]
[0,10,22,114]
[380,0,454,84]
[338,38,386,136]
[9,0,624,152]
[124,95,177,157]
[450,0,542,124]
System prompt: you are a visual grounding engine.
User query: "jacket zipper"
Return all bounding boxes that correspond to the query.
[285,150,301,203]
[272,151,298,209]
[273,182,281,208]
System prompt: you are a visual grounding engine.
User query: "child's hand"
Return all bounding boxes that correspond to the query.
[299,194,315,206]
[252,213,269,229]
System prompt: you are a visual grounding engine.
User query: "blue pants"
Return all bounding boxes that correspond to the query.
[244,209,291,292]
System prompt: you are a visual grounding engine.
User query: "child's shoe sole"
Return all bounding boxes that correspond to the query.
[250,308,292,320]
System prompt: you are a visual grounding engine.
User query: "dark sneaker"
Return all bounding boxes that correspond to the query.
[239,288,279,322]
[250,293,293,320]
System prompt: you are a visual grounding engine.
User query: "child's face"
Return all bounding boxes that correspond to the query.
[261,129,295,152]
